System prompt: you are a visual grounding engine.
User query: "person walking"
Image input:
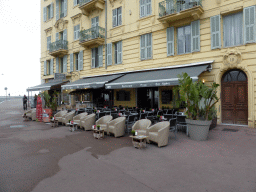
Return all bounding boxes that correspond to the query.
[23,95,27,110]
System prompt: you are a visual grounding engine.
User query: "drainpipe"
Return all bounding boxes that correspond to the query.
[105,0,107,70]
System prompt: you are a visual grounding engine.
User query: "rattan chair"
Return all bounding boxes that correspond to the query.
[73,112,88,127]
[62,111,76,126]
[54,110,68,122]
[107,117,126,137]
[132,119,152,136]
[81,114,96,131]
[96,115,113,132]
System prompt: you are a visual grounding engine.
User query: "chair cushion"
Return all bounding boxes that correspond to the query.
[137,130,146,135]
[149,132,158,143]
[108,125,115,132]
[99,124,107,130]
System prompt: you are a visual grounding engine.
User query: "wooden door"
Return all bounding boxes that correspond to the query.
[221,70,248,125]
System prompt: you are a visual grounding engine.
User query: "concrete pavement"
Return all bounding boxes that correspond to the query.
[0,98,256,192]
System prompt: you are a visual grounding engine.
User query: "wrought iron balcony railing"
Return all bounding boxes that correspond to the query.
[79,26,105,42]
[79,0,92,7]
[159,0,202,17]
[49,40,68,53]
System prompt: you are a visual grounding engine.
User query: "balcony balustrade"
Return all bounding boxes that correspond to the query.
[49,40,68,57]
[79,26,105,48]
[79,0,105,16]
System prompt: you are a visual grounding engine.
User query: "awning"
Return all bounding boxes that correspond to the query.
[62,74,123,90]
[105,61,213,89]
[27,80,69,91]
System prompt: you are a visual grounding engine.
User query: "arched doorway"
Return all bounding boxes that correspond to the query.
[221,69,248,125]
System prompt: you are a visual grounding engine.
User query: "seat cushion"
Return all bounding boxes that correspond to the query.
[137,130,146,135]
[148,132,158,143]
[108,125,115,132]
[99,124,107,131]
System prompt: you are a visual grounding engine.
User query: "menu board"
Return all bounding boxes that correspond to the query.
[162,90,172,104]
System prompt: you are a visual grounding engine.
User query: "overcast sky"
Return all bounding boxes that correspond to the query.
[0,0,41,96]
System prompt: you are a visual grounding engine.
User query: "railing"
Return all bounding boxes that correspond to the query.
[80,26,105,42]
[159,0,202,17]
[49,40,68,52]
[79,0,92,6]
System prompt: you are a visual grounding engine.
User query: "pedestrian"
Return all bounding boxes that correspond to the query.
[23,95,27,110]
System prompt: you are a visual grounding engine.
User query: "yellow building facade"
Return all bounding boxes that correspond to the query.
[40,0,256,128]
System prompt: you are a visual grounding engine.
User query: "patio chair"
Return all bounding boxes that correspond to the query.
[107,117,126,137]
[81,113,96,131]
[54,110,68,122]
[169,118,177,140]
[139,113,147,120]
[126,114,138,134]
[146,121,170,147]
[132,119,152,136]
[25,109,36,120]
[73,112,88,127]
[98,112,106,120]
[62,111,76,126]
[96,115,113,132]
[176,115,188,136]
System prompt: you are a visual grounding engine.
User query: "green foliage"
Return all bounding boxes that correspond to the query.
[42,91,59,111]
[131,130,135,135]
[157,115,161,118]
[96,125,100,128]
[42,91,51,108]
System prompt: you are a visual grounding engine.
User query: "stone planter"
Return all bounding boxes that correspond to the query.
[186,119,211,141]
[209,117,217,130]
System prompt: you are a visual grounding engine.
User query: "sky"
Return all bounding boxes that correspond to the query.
[0,0,41,96]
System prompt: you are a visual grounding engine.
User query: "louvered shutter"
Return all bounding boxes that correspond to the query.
[74,0,77,6]
[77,25,80,39]
[113,9,117,27]
[191,20,200,52]
[146,33,152,59]
[64,0,67,17]
[118,41,122,64]
[79,50,83,71]
[74,26,77,40]
[91,49,95,68]
[167,27,174,56]
[146,0,151,16]
[70,53,73,72]
[140,0,145,17]
[56,32,59,41]
[56,57,59,73]
[118,7,122,26]
[63,55,67,73]
[56,0,59,20]
[44,61,47,75]
[99,46,103,67]
[211,15,221,49]
[63,29,67,40]
[50,59,54,75]
[107,43,112,66]
[141,35,146,60]
[43,7,47,22]
[50,3,54,18]
[244,6,255,44]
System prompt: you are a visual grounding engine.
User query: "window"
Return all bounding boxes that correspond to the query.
[140,33,152,60]
[140,0,151,18]
[116,90,130,101]
[60,58,64,73]
[74,0,80,6]
[74,24,80,40]
[56,0,67,20]
[178,25,191,54]
[47,60,51,75]
[43,3,53,22]
[47,36,51,50]
[70,51,83,72]
[114,41,122,64]
[92,46,103,68]
[60,0,65,18]
[113,7,122,27]
[223,12,243,47]
[75,53,79,71]
[161,90,172,104]
[44,59,53,75]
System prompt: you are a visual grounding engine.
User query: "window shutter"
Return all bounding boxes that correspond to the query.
[140,0,145,17]
[167,27,174,56]
[91,49,95,68]
[146,0,151,16]
[50,59,54,75]
[113,9,117,27]
[74,26,77,40]
[70,53,73,72]
[64,0,67,17]
[79,50,83,71]
[99,45,103,67]
[50,3,54,18]
[91,17,96,28]
[244,6,255,44]
[118,7,122,26]
[44,61,47,75]
[74,0,77,6]
[43,7,47,22]
[77,25,80,39]
[146,33,152,59]
[56,0,59,20]
[63,55,67,73]
[63,29,67,41]
[211,15,221,49]
[191,20,200,52]
[107,43,112,66]
[117,41,122,64]
[56,57,59,73]
[56,32,59,41]
[140,35,146,60]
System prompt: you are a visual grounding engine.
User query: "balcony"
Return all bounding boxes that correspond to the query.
[79,0,105,16]
[49,40,68,57]
[158,0,204,24]
[79,26,105,48]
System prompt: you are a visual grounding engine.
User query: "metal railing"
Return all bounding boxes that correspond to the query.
[49,40,68,52]
[79,0,92,6]
[80,26,105,42]
[159,0,202,17]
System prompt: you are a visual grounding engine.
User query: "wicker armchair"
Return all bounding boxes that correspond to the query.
[26,109,36,120]
[107,117,126,138]
[96,115,113,132]
[81,114,96,131]
[146,121,170,147]
[62,111,76,126]
[73,112,88,127]
[54,110,68,122]
[132,119,152,136]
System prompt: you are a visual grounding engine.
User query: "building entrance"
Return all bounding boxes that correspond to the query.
[221,69,248,125]
[137,88,159,109]
[92,89,113,108]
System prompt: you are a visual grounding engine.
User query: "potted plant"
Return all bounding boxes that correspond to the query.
[69,119,71,123]
[157,115,161,120]
[131,130,136,136]
[174,72,220,141]
[97,125,100,130]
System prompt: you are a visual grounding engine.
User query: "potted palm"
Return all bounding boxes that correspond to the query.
[174,72,220,141]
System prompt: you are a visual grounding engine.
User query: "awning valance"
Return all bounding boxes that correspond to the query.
[27,80,69,91]
[62,74,123,90]
[105,61,213,89]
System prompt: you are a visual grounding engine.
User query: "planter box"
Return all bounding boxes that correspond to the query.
[186,119,211,141]
[209,117,217,130]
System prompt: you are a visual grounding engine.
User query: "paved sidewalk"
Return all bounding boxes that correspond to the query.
[0,99,256,192]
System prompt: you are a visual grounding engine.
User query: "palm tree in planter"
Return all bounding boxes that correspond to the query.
[174,72,220,141]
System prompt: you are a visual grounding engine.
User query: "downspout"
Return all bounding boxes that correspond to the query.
[105,0,107,69]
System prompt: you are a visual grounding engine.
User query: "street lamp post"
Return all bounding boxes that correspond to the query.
[4,87,7,100]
